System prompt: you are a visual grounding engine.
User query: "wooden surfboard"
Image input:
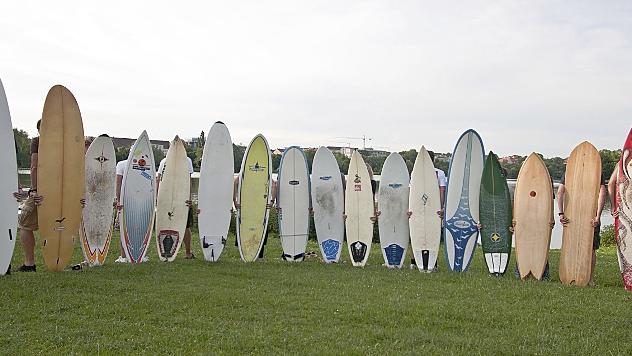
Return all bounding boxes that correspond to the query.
[80,135,116,266]
[156,136,190,262]
[198,121,234,262]
[311,146,345,263]
[120,131,156,264]
[444,129,484,272]
[236,134,272,262]
[345,150,374,267]
[377,152,410,268]
[559,141,601,286]
[479,152,512,275]
[514,152,554,280]
[277,146,310,262]
[0,79,17,275]
[615,128,632,290]
[37,85,85,272]
[409,146,442,272]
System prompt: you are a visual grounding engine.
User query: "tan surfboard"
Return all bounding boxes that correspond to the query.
[38,85,85,272]
[514,153,554,280]
[559,141,601,286]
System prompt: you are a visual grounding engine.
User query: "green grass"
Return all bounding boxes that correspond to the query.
[1,228,631,355]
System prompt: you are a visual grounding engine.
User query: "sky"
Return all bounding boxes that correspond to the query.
[1,0,631,157]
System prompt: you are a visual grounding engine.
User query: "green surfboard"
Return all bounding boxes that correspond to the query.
[479,152,512,275]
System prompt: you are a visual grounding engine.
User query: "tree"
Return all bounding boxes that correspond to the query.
[193,131,205,169]
[13,128,31,168]
[600,149,622,182]
[233,144,246,173]
[152,146,165,169]
[115,146,130,162]
[333,152,350,173]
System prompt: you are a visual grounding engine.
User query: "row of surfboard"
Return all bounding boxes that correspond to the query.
[1,81,631,290]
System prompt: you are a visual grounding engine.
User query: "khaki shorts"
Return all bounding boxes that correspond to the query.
[18,196,38,231]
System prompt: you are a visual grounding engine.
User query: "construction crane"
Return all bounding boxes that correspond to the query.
[338,135,373,150]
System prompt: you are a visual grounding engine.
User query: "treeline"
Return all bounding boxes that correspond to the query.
[13,128,620,181]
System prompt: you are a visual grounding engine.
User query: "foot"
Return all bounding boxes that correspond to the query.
[409,263,416,270]
[114,256,128,263]
[5,264,10,275]
[16,264,36,272]
[184,253,195,260]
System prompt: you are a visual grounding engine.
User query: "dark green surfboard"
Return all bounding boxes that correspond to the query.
[479,152,512,275]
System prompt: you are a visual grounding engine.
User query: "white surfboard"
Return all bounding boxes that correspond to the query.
[80,135,116,266]
[409,146,442,272]
[120,131,156,264]
[156,136,191,262]
[278,146,310,262]
[345,150,374,267]
[198,121,234,262]
[311,146,345,263]
[444,129,485,272]
[378,152,410,268]
[0,79,17,275]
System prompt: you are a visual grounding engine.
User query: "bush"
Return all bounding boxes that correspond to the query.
[601,224,616,247]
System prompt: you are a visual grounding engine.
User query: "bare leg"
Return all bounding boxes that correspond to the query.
[184,228,192,258]
[20,229,36,266]
[589,250,596,285]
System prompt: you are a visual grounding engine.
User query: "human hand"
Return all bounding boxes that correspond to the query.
[591,216,600,228]
[559,213,569,226]
[80,198,86,208]
[611,209,619,219]
[437,209,444,218]
[185,200,193,208]
[407,211,413,218]
[33,194,44,205]
[13,191,28,202]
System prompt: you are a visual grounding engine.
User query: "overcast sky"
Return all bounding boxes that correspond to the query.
[1,1,630,157]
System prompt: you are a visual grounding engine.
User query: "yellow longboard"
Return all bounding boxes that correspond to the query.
[559,141,601,286]
[38,85,85,272]
[237,134,271,262]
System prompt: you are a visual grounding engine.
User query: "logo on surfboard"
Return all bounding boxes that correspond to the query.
[248,162,266,172]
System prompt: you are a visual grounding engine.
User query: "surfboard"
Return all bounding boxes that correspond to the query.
[615,128,632,290]
[278,146,310,262]
[345,150,374,267]
[311,146,344,263]
[80,135,116,266]
[514,152,553,280]
[37,85,85,272]
[444,129,484,272]
[479,151,512,275]
[156,136,190,262]
[120,131,156,264]
[377,152,410,268]
[409,146,442,272]
[236,134,272,262]
[559,141,601,286]
[198,121,234,262]
[0,79,17,275]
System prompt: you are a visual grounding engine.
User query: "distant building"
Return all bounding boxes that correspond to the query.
[499,155,522,165]
[112,137,170,155]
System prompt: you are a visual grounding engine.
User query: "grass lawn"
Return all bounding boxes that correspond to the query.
[1,227,631,355]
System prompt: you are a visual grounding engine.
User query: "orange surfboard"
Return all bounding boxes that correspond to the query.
[37,85,85,272]
[559,142,601,286]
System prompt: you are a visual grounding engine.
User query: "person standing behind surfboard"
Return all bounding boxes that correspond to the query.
[408,150,447,269]
[114,158,128,263]
[157,155,195,259]
[557,168,607,286]
[233,176,277,258]
[12,120,43,272]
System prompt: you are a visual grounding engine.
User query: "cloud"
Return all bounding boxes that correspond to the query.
[1,1,630,157]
